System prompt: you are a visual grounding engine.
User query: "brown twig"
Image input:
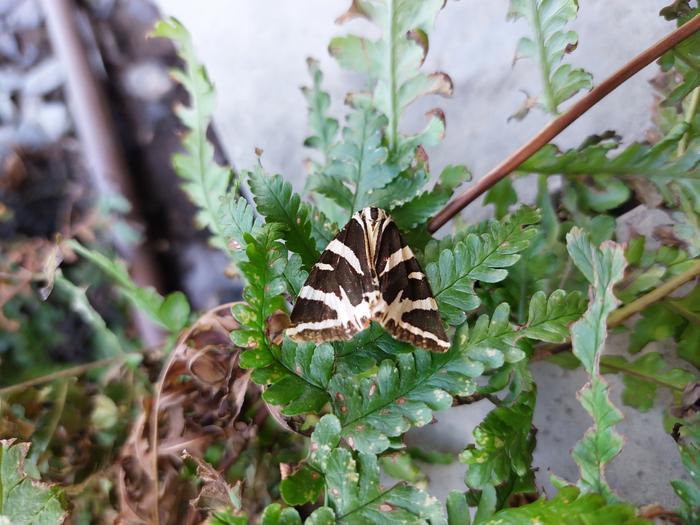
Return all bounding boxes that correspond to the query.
[607,259,700,327]
[428,14,700,233]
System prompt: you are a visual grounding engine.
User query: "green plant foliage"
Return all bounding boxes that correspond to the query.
[626,283,700,368]
[446,491,470,525]
[601,353,696,412]
[459,390,536,492]
[484,178,518,220]
[303,58,339,159]
[659,5,700,106]
[481,486,649,525]
[425,207,541,325]
[672,416,700,524]
[330,0,451,155]
[231,225,331,415]
[310,417,445,524]
[69,240,190,334]
[0,440,67,525]
[256,340,333,416]
[260,504,302,525]
[380,451,425,483]
[230,224,286,365]
[152,18,233,252]
[508,0,593,116]
[330,291,584,455]
[313,98,398,217]
[517,129,700,213]
[389,165,471,231]
[280,415,341,506]
[218,194,263,263]
[566,228,626,501]
[248,165,329,269]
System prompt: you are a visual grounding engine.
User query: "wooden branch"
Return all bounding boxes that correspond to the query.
[428,14,700,233]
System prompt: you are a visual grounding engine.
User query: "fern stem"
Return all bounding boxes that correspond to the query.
[600,356,688,391]
[429,13,700,232]
[664,298,700,324]
[529,0,557,115]
[608,259,700,327]
[388,0,399,154]
[678,86,700,156]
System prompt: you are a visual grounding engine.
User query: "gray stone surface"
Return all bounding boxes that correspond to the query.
[155,0,687,508]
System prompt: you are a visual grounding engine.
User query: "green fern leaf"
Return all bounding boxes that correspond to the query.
[482,486,648,525]
[283,253,308,299]
[260,504,302,525]
[303,58,339,158]
[390,165,471,230]
[152,18,233,252]
[218,194,263,263]
[523,289,586,343]
[314,98,399,217]
[69,241,190,334]
[247,165,321,269]
[426,207,540,325]
[232,224,287,367]
[330,0,451,155]
[0,439,67,525]
[601,352,696,412]
[566,228,627,502]
[232,226,331,416]
[330,291,577,456]
[459,390,536,491]
[508,0,592,115]
[659,8,700,106]
[256,340,333,416]
[672,416,700,524]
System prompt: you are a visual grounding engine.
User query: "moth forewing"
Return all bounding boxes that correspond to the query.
[287,207,450,352]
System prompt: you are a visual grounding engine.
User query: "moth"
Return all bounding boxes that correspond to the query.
[286,207,449,352]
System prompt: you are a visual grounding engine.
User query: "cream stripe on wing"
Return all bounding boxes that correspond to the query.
[326,239,365,276]
[297,285,371,330]
[314,263,335,271]
[407,271,425,280]
[286,318,344,336]
[381,245,414,276]
[396,319,450,348]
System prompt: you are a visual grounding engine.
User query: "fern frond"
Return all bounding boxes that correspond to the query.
[508,0,592,116]
[460,390,536,491]
[296,416,445,524]
[231,224,287,367]
[330,0,451,156]
[330,292,582,455]
[232,225,331,415]
[425,207,541,325]
[314,98,399,218]
[566,228,627,502]
[484,486,646,524]
[218,193,263,263]
[247,165,322,269]
[659,6,700,106]
[390,165,471,230]
[152,18,233,252]
[303,58,339,159]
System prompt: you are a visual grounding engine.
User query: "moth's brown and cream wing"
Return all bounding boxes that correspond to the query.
[287,214,375,343]
[375,220,450,352]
